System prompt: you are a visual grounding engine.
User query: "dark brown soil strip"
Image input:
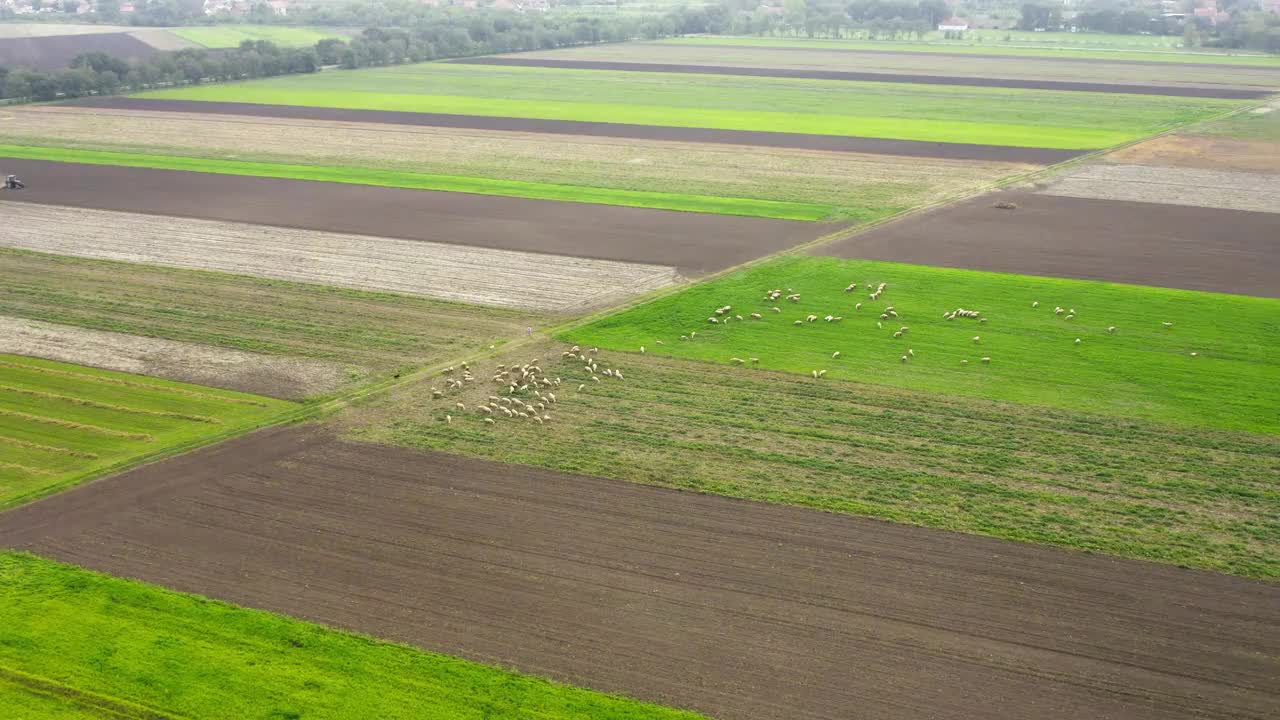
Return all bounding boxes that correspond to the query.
[0,33,156,71]
[452,56,1274,99]
[0,158,830,276]
[1,425,1276,720]
[816,190,1280,297]
[634,40,1280,73]
[63,97,1085,164]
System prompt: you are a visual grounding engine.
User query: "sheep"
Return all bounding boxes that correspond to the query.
[888,310,898,318]
[972,336,981,343]
[1190,352,1198,357]
[656,340,665,345]
[880,313,889,320]
[1074,338,1082,345]
[899,326,909,333]
[1107,326,1116,334]
[981,357,991,364]
[812,370,819,378]
[818,370,827,377]
[908,349,914,357]
[445,414,452,424]
[960,359,969,365]
[807,314,818,322]
[750,357,760,364]
[591,376,601,383]
[893,331,902,338]
[771,307,781,313]
[578,384,585,391]
[547,393,556,403]
[1065,314,1074,321]
[431,389,443,399]
[455,402,466,411]
[845,283,857,292]
[731,357,746,365]
[479,406,492,415]
[900,355,908,362]
[979,318,988,324]
[640,346,645,353]
[1032,301,1039,308]
[855,303,862,310]
[543,414,552,422]
[750,313,762,320]
[877,322,882,329]
[794,320,804,326]
[483,417,495,425]
[824,315,834,322]
[708,317,719,324]
[832,351,841,358]
[680,335,689,341]
[1054,307,1064,315]
[736,315,744,321]
[1162,322,1173,328]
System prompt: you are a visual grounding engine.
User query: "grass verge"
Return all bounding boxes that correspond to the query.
[0,144,836,221]
[0,354,293,508]
[0,552,706,720]
[567,256,1280,435]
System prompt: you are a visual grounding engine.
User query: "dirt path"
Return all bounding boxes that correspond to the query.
[2,425,1276,720]
[452,57,1273,98]
[64,98,1084,164]
[816,191,1280,297]
[0,159,826,276]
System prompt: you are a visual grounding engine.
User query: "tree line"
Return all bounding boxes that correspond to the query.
[0,10,666,102]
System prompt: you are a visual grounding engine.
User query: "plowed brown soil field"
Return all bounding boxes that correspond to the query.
[816,191,1280,296]
[3,426,1276,720]
[0,158,829,275]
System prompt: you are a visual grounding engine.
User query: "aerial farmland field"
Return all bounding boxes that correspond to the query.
[1,23,1279,720]
[0,354,291,508]
[133,63,1245,149]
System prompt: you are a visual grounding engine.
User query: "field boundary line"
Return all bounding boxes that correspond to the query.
[0,665,184,720]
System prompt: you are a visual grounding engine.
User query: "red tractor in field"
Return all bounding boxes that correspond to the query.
[3,174,25,190]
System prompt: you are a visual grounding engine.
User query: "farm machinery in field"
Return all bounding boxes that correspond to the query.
[2,174,25,190]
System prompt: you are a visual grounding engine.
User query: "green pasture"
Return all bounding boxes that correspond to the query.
[662,35,1280,66]
[0,145,834,221]
[0,553,706,720]
[1196,105,1280,141]
[137,63,1242,149]
[568,256,1280,435]
[171,24,344,49]
[0,355,292,508]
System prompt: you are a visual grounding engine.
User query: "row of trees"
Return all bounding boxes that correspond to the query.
[0,9,662,101]
[660,0,954,39]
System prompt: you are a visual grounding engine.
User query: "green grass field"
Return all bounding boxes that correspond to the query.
[567,257,1280,435]
[0,145,834,221]
[0,552,705,720]
[662,35,1280,66]
[0,355,293,508]
[171,24,344,49]
[137,63,1242,150]
[347,340,1280,578]
[1196,105,1280,142]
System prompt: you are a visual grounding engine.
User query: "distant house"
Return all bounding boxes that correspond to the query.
[267,0,288,15]
[118,1,135,12]
[937,18,970,32]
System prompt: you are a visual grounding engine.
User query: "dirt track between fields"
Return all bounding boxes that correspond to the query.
[817,191,1280,297]
[65,97,1084,164]
[1,425,1276,720]
[0,158,827,276]
[454,57,1272,98]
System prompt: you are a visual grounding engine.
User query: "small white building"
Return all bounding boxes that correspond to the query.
[938,18,970,32]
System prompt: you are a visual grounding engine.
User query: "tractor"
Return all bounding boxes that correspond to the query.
[3,174,25,191]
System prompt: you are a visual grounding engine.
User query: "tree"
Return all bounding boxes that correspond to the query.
[918,0,950,27]
[1018,2,1061,31]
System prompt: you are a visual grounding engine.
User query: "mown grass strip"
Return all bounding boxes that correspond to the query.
[0,145,835,221]
[0,355,293,508]
[0,552,707,720]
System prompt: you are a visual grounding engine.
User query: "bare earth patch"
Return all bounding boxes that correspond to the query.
[0,202,680,313]
[0,316,349,400]
[1106,134,1280,173]
[1040,163,1280,213]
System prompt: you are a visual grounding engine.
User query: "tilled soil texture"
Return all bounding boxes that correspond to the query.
[0,32,156,70]
[2,426,1277,720]
[452,57,1273,99]
[1041,163,1280,214]
[64,98,1084,164]
[0,202,681,312]
[1108,133,1280,173]
[816,191,1280,297]
[0,159,826,276]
